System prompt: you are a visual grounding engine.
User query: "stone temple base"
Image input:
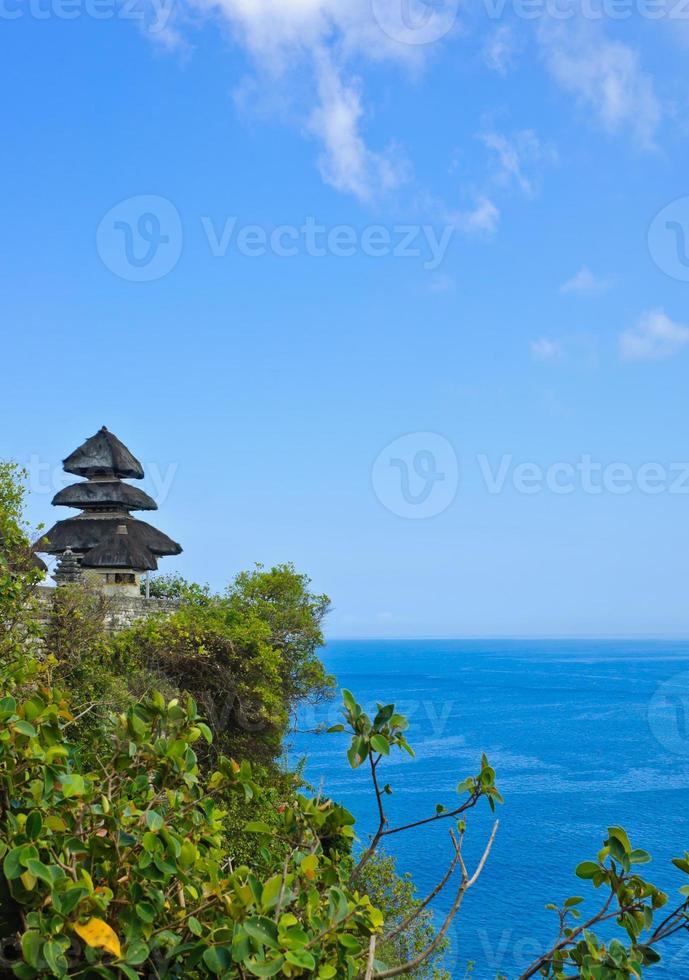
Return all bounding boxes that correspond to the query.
[35,585,179,633]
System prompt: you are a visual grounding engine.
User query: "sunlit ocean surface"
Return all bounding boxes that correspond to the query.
[288,640,689,979]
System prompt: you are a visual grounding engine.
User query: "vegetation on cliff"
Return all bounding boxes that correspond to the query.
[1,462,688,978]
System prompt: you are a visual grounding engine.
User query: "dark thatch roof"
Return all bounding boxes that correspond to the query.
[36,517,182,558]
[52,481,158,512]
[63,427,145,480]
[81,525,158,572]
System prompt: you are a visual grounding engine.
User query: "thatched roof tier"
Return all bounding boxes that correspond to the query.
[52,481,157,512]
[63,427,144,480]
[81,525,158,572]
[37,517,182,558]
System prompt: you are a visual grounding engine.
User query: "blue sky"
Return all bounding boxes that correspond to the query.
[3,1,689,636]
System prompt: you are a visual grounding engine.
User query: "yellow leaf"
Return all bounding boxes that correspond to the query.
[20,872,37,891]
[73,918,122,959]
[300,854,319,881]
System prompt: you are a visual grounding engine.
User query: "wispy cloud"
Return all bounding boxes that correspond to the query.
[449,196,501,236]
[531,338,565,361]
[308,50,407,200]
[483,25,518,75]
[175,0,424,202]
[479,128,555,196]
[619,309,689,361]
[538,19,661,149]
[560,266,611,295]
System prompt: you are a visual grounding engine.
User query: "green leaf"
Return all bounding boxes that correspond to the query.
[187,917,203,937]
[285,950,316,970]
[197,723,213,744]
[43,941,63,975]
[135,902,156,924]
[60,773,85,798]
[629,849,652,865]
[244,821,273,834]
[25,859,53,885]
[3,846,24,880]
[124,941,150,966]
[145,811,164,832]
[575,861,600,880]
[21,932,42,969]
[244,955,285,977]
[13,720,37,738]
[25,811,43,841]
[202,947,233,974]
[607,826,632,855]
[370,734,390,755]
[0,696,17,720]
[564,896,584,908]
[244,916,279,950]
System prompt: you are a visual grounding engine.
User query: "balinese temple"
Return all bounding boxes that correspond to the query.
[35,427,182,596]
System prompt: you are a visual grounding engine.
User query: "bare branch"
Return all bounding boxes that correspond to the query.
[369,822,498,980]
[383,851,460,944]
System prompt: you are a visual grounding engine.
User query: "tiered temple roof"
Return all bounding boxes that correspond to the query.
[35,426,182,573]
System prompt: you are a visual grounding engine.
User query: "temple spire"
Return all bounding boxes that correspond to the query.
[35,427,182,596]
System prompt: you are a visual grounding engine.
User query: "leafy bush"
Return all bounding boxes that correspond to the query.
[113,566,334,763]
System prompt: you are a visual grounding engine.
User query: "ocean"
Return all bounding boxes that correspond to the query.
[288,640,689,979]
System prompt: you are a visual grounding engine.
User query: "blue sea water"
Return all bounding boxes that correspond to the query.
[287,640,689,979]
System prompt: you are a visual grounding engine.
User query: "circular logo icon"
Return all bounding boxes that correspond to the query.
[371,0,458,46]
[648,196,689,282]
[96,194,183,282]
[372,432,458,519]
[648,670,689,756]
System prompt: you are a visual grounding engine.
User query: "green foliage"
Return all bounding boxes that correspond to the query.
[41,582,135,757]
[0,658,383,979]
[0,463,44,665]
[359,854,450,980]
[2,461,689,978]
[114,566,334,763]
[515,827,689,980]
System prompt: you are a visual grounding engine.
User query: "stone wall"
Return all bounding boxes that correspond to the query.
[36,585,180,633]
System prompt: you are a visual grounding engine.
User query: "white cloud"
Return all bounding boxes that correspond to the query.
[531,338,565,361]
[449,196,501,236]
[177,0,423,201]
[560,266,611,295]
[479,128,555,196]
[619,309,689,361]
[538,19,661,149]
[308,50,406,199]
[483,26,518,75]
